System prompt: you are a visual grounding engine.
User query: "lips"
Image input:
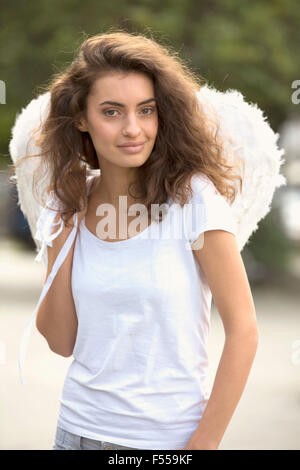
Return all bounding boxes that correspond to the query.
[118,143,145,153]
[118,142,145,147]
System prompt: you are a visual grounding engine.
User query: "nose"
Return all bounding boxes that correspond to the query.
[122,112,141,137]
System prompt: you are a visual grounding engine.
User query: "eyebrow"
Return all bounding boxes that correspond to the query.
[99,98,156,107]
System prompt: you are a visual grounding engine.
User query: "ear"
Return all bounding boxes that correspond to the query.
[75,115,88,132]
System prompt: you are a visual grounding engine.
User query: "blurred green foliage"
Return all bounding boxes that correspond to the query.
[0,0,298,274]
[244,205,294,276]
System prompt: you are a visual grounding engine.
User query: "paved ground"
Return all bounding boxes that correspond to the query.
[0,237,299,450]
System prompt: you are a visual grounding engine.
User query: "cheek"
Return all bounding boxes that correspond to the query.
[86,109,117,143]
[146,117,159,137]
[90,121,117,144]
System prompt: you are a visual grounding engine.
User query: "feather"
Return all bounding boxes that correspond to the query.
[196,85,286,250]
[9,92,51,267]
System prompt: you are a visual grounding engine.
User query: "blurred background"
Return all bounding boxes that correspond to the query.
[0,0,299,450]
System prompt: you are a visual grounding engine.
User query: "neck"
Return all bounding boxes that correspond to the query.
[90,172,142,208]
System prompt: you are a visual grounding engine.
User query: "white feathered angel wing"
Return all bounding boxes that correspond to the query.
[9,86,286,258]
[196,85,286,251]
[9,91,51,267]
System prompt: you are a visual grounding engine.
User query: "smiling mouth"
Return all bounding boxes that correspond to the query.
[119,141,146,146]
[118,143,145,153]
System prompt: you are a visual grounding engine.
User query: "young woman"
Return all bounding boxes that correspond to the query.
[15,31,258,450]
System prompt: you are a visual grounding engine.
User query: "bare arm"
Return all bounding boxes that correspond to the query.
[36,210,85,357]
[185,230,259,450]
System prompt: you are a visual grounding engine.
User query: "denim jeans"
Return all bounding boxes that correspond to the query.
[52,426,141,450]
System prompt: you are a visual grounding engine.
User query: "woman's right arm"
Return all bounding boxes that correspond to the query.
[35,212,82,357]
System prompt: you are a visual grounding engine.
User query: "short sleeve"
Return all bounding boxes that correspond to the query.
[185,173,237,245]
[35,173,96,263]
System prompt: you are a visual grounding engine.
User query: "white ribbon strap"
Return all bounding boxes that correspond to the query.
[34,194,65,264]
[18,212,79,386]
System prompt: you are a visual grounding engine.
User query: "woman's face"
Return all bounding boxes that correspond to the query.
[77,71,159,169]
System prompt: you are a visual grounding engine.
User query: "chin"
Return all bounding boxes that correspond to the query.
[118,152,151,165]
[123,159,148,168]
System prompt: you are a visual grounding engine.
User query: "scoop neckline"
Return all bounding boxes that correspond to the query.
[81,215,158,246]
[81,174,171,246]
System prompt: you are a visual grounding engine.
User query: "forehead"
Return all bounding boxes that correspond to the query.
[89,71,154,100]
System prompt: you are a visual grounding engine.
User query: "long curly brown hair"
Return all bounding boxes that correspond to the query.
[11,29,243,226]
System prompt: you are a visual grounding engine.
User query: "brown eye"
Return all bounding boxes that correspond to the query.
[103,109,118,117]
[141,107,155,115]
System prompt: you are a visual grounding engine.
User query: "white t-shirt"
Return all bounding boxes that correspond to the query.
[19,171,237,450]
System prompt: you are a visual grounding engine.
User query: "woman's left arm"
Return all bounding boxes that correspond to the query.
[185,230,259,450]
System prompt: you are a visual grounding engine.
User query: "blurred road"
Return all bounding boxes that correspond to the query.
[0,237,299,450]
